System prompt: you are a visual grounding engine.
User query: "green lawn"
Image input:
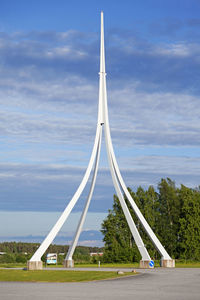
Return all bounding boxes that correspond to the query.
[74,262,142,268]
[1,261,200,270]
[174,261,200,268]
[0,269,134,282]
[45,262,141,268]
[73,261,200,268]
[0,263,26,268]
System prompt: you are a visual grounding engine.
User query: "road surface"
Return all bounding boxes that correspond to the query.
[0,267,199,300]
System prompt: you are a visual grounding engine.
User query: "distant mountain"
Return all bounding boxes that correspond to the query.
[0,230,104,247]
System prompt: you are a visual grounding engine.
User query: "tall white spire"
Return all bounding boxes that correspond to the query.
[100,11,106,74]
[27,12,175,270]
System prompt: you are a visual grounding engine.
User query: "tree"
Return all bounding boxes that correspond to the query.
[101,195,140,263]
[16,254,27,263]
[135,185,160,259]
[101,179,200,262]
[124,186,160,259]
[157,178,181,258]
[178,185,200,260]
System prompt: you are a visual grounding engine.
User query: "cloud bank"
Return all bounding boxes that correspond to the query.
[0,18,199,215]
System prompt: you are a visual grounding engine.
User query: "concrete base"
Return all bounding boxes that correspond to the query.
[27,260,43,270]
[160,259,175,268]
[63,259,74,268]
[139,260,154,269]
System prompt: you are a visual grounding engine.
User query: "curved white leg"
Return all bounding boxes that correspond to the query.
[102,84,171,259]
[110,145,171,259]
[107,148,151,260]
[65,126,102,263]
[29,125,102,262]
[103,95,171,259]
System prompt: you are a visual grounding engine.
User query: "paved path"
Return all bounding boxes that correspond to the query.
[0,268,200,300]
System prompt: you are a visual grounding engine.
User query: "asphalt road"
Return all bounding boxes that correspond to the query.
[0,268,200,300]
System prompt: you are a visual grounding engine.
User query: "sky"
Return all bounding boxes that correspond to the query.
[0,0,200,247]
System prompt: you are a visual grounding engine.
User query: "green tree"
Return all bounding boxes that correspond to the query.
[101,195,140,263]
[101,187,161,262]
[134,186,160,259]
[157,178,181,258]
[178,185,200,260]
[16,254,27,263]
[101,180,190,262]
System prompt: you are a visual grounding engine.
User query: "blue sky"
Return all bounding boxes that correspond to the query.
[0,0,200,246]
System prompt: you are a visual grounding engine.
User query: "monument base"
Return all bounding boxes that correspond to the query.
[139,260,154,269]
[160,259,175,268]
[27,260,43,270]
[63,259,74,268]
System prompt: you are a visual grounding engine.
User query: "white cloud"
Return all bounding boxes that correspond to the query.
[119,155,200,176]
[155,43,188,57]
[155,42,200,57]
[46,46,87,59]
[1,73,199,150]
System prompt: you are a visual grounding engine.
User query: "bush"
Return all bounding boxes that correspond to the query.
[0,253,15,263]
[16,254,27,263]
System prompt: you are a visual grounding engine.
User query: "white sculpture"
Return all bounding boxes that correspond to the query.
[27,12,175,270]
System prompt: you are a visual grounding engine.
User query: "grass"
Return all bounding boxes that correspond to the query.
[74,262,142,268]
[45,262,140,268]
[0,263,26,268]
[1,261,200,269]
[0,269,135,282]
[174,261,200,268]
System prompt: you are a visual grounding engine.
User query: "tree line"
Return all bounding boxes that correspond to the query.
[101,178,200,262]
[0,242,103,264]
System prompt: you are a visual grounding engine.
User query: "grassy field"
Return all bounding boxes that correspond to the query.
[45,262,142,268]
[75,262,141,268]
[0,263,26,268]
[173,261,200,268]
[0,269,134,282]
[1,261,200,269]
[48,261,200,268]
